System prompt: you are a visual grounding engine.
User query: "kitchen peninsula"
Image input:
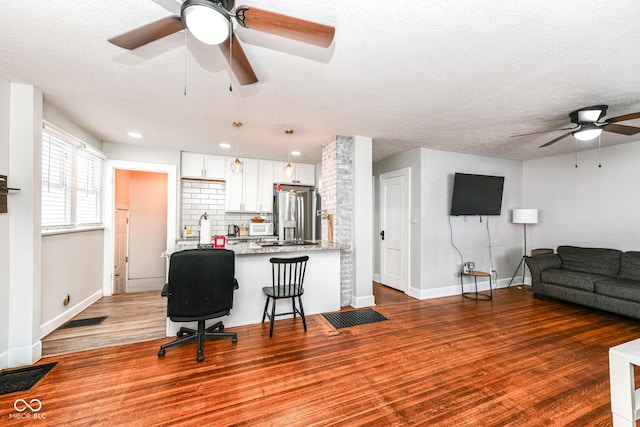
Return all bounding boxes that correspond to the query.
[164,240,345,335]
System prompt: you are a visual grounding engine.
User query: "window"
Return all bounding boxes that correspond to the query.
[41,124,104,230]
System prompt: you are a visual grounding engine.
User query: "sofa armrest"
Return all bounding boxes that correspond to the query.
[526,253,562,287]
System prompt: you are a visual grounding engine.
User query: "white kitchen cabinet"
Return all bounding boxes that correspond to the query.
[225,158,273,212]
[273,162,316,186]
[181,152,226,180]
[258,160,274,213]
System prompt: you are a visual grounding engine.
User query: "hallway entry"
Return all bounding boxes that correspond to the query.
[114,169,168,293]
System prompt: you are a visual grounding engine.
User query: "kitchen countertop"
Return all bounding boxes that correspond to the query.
[167,239,347,256]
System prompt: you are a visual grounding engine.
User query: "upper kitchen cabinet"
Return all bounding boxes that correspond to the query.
[225,158,274,213]
[273,162,316,186]
[181,152,226,180]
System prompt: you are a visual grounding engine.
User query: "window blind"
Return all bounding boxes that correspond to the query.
[76,148,103,225]
[41,128,73,227]
[41,124,104,230]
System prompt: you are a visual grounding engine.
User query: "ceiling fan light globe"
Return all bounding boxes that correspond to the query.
[577,109,603,123]
[181,1,230,45]
[573,128,602,141]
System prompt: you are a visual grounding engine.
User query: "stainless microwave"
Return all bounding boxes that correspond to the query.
[249,222,274,236]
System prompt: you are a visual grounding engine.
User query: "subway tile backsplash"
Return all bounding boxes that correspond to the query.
[180,179,272,238]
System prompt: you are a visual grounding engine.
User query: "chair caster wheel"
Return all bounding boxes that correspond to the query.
[177,331,185,337]
[197,354,204,362]
[158,349,165,357]
[219,325,224,331]
[232,337,237,343]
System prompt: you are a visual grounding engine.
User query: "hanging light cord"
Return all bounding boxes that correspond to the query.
[228,22,233,92]
[184,30,188,96]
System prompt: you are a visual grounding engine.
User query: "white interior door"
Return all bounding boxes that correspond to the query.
[114,208,129,294]
[379,170,409,292]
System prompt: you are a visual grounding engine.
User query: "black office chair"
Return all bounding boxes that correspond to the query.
[262,255,309,337]
[158,249,238,362]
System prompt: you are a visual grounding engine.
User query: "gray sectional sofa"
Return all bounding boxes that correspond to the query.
[525,246,640,320]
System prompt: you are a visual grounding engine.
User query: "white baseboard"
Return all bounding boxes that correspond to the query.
[40,289,103,338]
[6,340,42,368]
[0,350,7,370]
[127,277,165,293]
[351,294,376,308]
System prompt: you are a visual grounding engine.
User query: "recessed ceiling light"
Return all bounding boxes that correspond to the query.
[219,143,231,149]
[291,150,301,156]
[127,131,143,138]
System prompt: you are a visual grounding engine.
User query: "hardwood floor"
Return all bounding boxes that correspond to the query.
[4,285,640,426]
[41,291,166,357]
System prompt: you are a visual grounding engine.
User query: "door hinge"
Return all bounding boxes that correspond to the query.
[125,256,128,263]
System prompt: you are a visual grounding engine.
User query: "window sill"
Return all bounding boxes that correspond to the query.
[42,226,105,236]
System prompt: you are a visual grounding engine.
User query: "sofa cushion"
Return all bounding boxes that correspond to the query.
[557,246,622,277]
[541,268,608,292]
[618,252,640,281]
[596,278,640,303]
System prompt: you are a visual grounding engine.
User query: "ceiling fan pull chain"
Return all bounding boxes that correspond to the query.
[598,134,602,168]
[574,140,578,168]
[228,23,233,92]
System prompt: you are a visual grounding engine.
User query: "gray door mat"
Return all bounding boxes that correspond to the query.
[322,308,388,329]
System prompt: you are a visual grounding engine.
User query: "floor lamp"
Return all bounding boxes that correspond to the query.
[508,208,539,287]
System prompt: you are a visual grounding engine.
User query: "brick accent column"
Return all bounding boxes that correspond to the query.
[321,136,353,306]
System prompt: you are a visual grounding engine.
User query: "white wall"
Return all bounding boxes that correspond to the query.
[40,230,103,337]
[38,104,106,340]
[524,140,640,251]
[0,78,10,368]
[374,147,523,299]
[419,149,523,296]
[7,83,43,367]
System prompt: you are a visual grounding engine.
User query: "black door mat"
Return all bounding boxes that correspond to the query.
[59,316,107,329]
[323,308,388,329]
[0,362,57,395]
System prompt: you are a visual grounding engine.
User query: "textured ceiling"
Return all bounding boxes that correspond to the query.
[2,0,640,164]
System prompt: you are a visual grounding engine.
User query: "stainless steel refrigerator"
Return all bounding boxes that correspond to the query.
[273,185,321,241]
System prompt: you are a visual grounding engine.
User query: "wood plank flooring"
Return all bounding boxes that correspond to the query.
[4,285,640,426]
[41,291,166,357]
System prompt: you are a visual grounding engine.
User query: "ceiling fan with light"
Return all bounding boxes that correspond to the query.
[512,105,640,148]
[108,0,335,85]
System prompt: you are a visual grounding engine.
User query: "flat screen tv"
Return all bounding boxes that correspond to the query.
[450,173,505,216]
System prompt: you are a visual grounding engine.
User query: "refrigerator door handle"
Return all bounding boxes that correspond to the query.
[298,196,304,240]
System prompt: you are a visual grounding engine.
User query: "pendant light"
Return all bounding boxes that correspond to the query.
[283,129,295,178]
[231,121,244,174]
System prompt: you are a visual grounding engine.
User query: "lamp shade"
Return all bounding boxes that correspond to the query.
[512,208,538,224]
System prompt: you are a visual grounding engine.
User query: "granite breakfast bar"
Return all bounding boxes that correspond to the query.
[164,240,345,336]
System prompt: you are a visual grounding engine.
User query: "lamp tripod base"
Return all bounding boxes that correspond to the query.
[507,255,530,288]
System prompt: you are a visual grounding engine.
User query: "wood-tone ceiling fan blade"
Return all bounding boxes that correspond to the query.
[108,16,184,50]
[605,111,640,123]
[603,123,640,136]
[539,132,572,148]
[237,6,335,48]
[511,125,577,137]
[218,34,258,85]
